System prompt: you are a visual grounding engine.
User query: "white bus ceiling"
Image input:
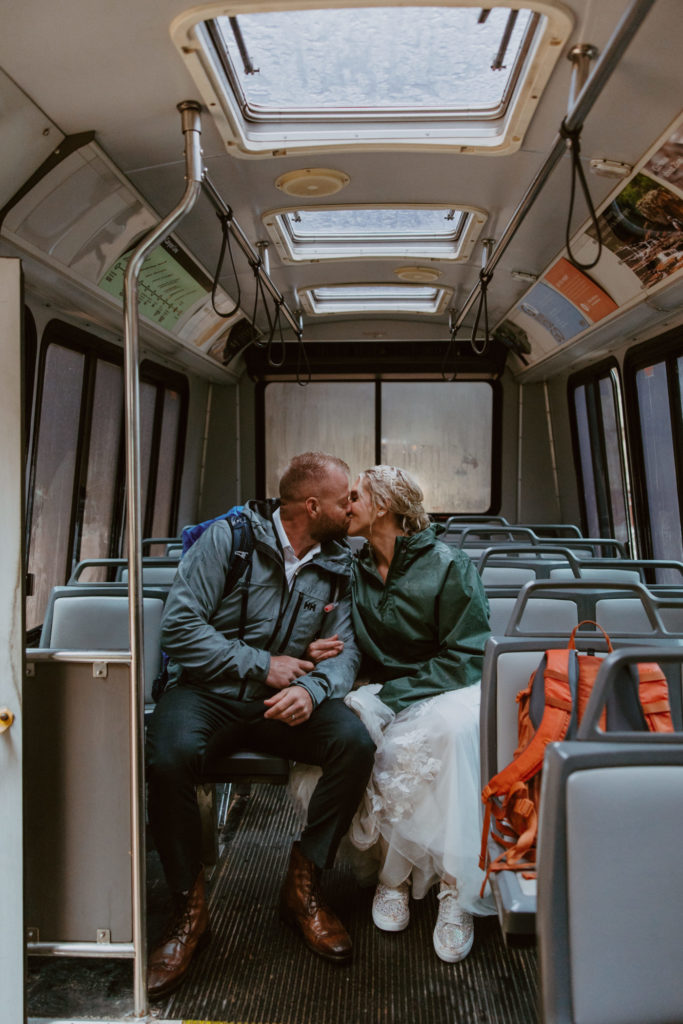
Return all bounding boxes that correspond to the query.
[0,0,682,386]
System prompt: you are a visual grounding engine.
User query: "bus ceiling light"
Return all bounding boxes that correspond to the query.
[395,266,442,283]
[274,168,350,197]
[589,158,633,178]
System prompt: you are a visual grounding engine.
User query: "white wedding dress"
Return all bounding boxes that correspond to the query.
[289,681,495,915]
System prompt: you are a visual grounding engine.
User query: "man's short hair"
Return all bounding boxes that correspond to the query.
[279,452,350,502]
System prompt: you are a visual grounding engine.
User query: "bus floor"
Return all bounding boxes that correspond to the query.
[27,783,538,1024]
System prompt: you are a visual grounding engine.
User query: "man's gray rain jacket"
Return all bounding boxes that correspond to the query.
[160,502,360,708]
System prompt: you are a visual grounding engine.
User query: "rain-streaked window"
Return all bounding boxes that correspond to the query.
[174,2,572,153]
[213,7,534,116]
[298,282,452,314]
[264,205,486,262]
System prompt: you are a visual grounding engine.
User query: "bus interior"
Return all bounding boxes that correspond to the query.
[1,0,683,1021]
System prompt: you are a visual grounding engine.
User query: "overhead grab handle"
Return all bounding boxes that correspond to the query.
[448,0,657,348]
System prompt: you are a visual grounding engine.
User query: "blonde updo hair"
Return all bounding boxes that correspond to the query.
[359,465,431,535]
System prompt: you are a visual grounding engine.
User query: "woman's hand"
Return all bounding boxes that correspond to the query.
[306,634,344,664]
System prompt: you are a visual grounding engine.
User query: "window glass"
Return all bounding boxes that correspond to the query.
[572,385,600,538]
[149,388,183,548]
[381,382,492,512]
[636,362,682,562]
[286,207,466,239]
[267,205,481,262]
[265,382,375,495]
[264,380,497,513]
[599,375,628,544]
[301,283,451,315]
[215,8,533,115]
[140,381,158,532]
[26,344,85,631]
[79,359,124,581]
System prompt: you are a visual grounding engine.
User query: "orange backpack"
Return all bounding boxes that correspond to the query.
[479,622,673,893]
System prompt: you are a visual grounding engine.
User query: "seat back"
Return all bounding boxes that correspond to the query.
[538,648,683,1023]
[40,586,165,704]
[487,595,578,637]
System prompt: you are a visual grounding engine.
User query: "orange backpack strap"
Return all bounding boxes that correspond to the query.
[637,662,674,733]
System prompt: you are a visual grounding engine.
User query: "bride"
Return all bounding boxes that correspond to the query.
[299,465,494,963]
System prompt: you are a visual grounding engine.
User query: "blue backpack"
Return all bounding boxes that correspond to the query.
[152,507,255,701]
[181,506,254,597]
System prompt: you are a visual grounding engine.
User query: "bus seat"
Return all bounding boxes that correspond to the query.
[538,744,683,1023]
[537,647,683,1023]
[480,633,683,938]
[549,566,642,582]
[119,565,178,585]
[40,587,164,706]
[481,566,537,587]
[488,596,578,636]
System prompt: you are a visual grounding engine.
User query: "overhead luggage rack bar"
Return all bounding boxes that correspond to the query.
[201,171,302,338]
[452,0,657,339]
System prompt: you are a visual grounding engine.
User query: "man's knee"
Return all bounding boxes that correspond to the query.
[147,723,203,783]
[324,701,376,771]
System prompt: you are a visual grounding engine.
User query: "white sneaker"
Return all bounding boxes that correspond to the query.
[372,882,410,932]
[433,882,474,963]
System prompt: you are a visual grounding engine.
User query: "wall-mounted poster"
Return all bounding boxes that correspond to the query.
[511,260,617,347]
[586,124,683,290]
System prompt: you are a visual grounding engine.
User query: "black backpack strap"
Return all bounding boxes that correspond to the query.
[222,512,255,640]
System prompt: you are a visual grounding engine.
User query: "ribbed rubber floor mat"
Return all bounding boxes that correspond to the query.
[162,784,538,1024]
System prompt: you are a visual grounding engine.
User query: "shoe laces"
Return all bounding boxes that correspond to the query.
[436,885,467,926]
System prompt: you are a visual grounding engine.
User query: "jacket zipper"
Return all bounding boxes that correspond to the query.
[276,591,303,654]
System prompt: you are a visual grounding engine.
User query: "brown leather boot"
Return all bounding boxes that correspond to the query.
[279,842,352,962]
[148,868,211,999]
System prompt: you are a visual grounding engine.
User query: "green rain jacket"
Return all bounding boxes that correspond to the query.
[351,524,491,714]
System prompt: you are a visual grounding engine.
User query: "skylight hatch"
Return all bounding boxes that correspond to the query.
[298,282,453,315]
[172,2,573,155]
[264,204,487,262]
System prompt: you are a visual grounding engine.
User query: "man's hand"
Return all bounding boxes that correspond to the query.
[306,634,344,664]
[264,685,314,725]
[265,654,314,690]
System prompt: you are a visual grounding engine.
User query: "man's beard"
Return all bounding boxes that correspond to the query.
[311,513,350,544]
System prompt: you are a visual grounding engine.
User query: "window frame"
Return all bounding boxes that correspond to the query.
[25,320,188,624]
[255,376,502,513]
[171,0,574,156]
[568,358,634,551]
[623,327,683,561]
[297,282,453,315]
[263,203,487,263]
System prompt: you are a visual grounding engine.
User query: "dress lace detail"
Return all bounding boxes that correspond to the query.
[288,682,495,915]
[373,723,441,823]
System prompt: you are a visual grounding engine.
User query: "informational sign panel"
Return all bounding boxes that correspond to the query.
[99,236,210,330]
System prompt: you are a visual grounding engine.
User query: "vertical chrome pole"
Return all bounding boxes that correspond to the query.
[122,100,203,1018]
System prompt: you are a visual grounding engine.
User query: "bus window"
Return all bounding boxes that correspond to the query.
[262,378,499,512]
[264,381,376,495]
[25,340,85,632]
[147,384,186,546]
[569,363,631,549]
[79,359,124,575]
[25,323,188,629]
[625,330,683,574]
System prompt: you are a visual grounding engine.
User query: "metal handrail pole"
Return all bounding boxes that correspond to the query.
[202,171,302,336]
[122,99,203,1018]
[452,0,657,334]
